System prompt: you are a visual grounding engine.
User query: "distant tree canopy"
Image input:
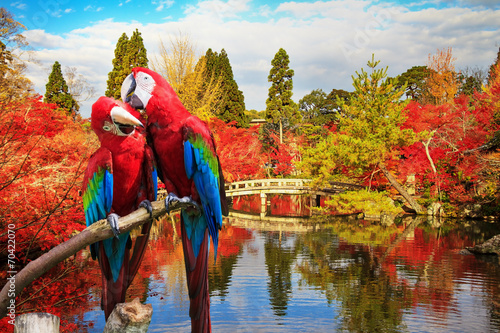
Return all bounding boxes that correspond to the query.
[266,48,300,143]
[299,89,332,126]
[105,29,148,99]
[457,71,483,96]
[203,48,248,127]
[393,66,428,102]
[44,61,79,116]
[0,7,33,103]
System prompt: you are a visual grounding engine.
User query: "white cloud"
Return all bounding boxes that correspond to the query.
[153,0,174,12]
[11,1,27,10]
[84,5,103,12]
[20,1,500,118]
[184,0,251,20]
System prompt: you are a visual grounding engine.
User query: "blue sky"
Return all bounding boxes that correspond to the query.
[6,0,500,118]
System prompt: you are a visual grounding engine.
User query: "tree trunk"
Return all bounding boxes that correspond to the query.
[422,133,441,201]
[378,162,424,214]
[279,119,283,144]
[14,313,60,333]
[103,298,152,333]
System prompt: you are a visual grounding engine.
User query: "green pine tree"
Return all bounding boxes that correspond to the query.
[105,33,129,99]
[217,49,247,127]
[199,48,247,127]
[487,47,500,85]
[125,29,148,71]
[44,61,78,116]
[335,55,421,212]
[106,29,148,99]
[265,48,299,143]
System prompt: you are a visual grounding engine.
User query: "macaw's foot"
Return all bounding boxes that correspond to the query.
[139,199,153,218]
[107,213,121,239]
[165,192,201,215]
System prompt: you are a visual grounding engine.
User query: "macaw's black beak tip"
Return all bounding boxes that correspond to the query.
[121,73,136,103]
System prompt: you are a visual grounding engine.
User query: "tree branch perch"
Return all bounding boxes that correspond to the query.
[0,200,169,319]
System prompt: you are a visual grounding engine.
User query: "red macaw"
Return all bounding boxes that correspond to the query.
[121,67,228,332]
[82,96,158,320]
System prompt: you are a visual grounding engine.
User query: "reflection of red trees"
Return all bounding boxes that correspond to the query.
[214,225,253,259]
[232,195,261,214]
[376,227,479,316]
[0,217,255,332]
[232,194,312,216]
[269,195,310,216]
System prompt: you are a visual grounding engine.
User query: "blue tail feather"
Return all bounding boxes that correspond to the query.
[103,232,130,282]
[182,211,207,258]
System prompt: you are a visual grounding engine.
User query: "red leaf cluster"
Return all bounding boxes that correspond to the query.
[209,119,266,182]
[0,96,96,263]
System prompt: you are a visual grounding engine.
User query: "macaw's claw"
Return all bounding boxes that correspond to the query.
[139,199,153,218]
[107,213,121,239]
[165,192,201,215]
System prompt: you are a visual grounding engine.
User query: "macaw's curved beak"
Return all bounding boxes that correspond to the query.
[110,106,143,135]
[121,73,144,109]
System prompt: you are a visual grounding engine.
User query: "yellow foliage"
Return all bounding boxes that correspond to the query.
[150,32,223,121]
[324,189,402,216]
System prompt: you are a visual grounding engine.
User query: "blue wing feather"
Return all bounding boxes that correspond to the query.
[83,164,114,260]
[183,138,223,260]
[83,151,130,282]
[152,167,158,201]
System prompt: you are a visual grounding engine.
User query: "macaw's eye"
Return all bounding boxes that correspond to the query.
[103,125,111,131]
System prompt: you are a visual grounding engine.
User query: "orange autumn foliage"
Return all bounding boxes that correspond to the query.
[425,47,459,105]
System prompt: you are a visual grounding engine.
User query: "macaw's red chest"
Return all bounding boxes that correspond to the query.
[109,138,145,216]
[147,120,193,198]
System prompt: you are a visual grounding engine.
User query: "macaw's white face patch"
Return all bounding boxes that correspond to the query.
[135,71,156,108]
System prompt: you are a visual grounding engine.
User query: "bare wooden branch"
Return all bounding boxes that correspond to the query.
[0,200,169,319]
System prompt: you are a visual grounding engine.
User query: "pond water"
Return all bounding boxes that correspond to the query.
[55,207,500,333]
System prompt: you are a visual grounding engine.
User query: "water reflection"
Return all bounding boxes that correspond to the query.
[23,212,500,332]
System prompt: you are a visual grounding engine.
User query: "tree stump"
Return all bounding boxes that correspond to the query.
[14,312,60,333]
[103,298,153,333]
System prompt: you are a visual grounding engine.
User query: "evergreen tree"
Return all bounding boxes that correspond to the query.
[44,61,78,116]
[105,29,148,99]
[266,48,299,143]
[217,49,247,127]
[336,55,421,212]
[299,88,348,126]
[393,66,428,102]
[105,33,129,99]
[487,47,500,85]
[200,48,247,127]
[457,74,482,96]
[126,29,148,71]
[299,89,327,125]
[326,88,351,115]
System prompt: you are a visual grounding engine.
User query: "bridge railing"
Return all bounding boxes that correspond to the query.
[225,178,310,192]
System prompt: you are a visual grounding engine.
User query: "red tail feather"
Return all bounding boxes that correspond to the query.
[98,242,130,320]
[181,217,211,333]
